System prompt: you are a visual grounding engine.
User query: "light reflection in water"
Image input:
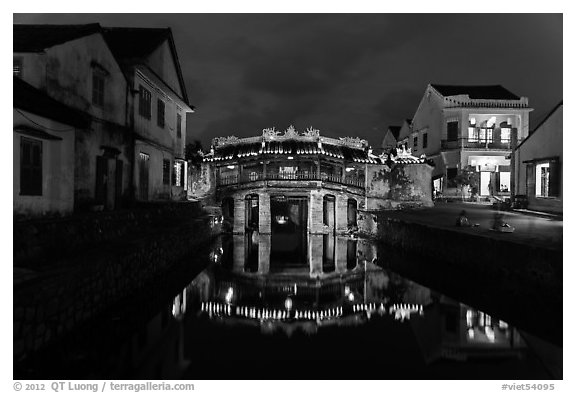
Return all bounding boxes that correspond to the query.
[172,234,526,359]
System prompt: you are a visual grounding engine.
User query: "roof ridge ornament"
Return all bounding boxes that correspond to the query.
[262,127,279,138]
[339,136,368,149]
[212,135,239,147]
[303,126,320,138]
[284,125,298,138]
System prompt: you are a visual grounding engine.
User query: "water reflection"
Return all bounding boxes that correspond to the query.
[24,234,555,380]
[176,234,528,364]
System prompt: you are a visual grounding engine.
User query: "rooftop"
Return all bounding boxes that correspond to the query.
[13,23,101,52]
[430,84,521,100]
[13,77,90,128]
[204,126,426,165]
[387,126,401,140]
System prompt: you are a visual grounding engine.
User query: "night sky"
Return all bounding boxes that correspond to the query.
[13,14,563,149]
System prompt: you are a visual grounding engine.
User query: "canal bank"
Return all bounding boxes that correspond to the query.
[13,202,217,362]
[373,204,562,347]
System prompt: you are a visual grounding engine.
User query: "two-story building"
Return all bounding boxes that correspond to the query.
[13,24,133,212]
[405,84,532,199]
[103,27,194,201]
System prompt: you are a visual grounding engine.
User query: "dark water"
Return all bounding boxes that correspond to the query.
[16,233,560,380]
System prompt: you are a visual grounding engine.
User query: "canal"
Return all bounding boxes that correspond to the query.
[15,233,560,380]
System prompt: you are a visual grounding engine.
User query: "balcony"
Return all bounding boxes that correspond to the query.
[441,138,512,151]
[216,171,365,189]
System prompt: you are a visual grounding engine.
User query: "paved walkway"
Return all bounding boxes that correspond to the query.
[380,202,563,250]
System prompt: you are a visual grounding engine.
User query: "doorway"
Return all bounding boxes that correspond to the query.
[270,195,308,269]
[138,153,149,201]
[245,194,259,231]
[480,171,491,196]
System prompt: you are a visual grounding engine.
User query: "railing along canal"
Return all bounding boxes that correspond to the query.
[217,171,365,189]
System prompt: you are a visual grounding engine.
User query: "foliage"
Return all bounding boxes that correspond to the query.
[453,165,479,195]
[185,140,204,169]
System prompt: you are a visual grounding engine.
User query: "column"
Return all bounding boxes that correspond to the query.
[258,234,271,274]
[259,193,271,234]
[335,236,348,273]
[233,196,246,234]
[335,194,349,234]
[309,234,323,276]
[232,235,245,273]
[309,190,324,234]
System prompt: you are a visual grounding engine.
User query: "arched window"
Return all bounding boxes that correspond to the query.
[479,120,494,144]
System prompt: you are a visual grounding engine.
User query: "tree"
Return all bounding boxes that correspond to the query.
[453,165,479,201]
[185,140,204,169]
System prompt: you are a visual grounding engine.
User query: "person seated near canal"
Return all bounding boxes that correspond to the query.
[490,212,515,233]
[455,210,479,228]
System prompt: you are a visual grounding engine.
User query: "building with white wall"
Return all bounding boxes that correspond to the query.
[405,84,532,199]
[13,24,132,212]
[13,77,90,217]
[103,28,194,201]
[514,102,562,213]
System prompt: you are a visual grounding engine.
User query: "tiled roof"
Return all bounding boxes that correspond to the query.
[13,77,90,128]
[387,126,401,140]
[204,139,386,164]
[102,27,190,106]
[13,24,101,52]
[430,84,520,100]
[102,27,170,61]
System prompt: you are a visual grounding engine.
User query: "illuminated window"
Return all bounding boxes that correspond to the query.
[139,85,152,119]
[499,172,510,193]
[157,99,165,128]
[530,159,560,198]
[20,137,42,196]
[500,127,511,143]
[468,127,479,142]
[13,57,23,78]
[535,162,550,197]
[479,128,493,143]
[92,72,105,107]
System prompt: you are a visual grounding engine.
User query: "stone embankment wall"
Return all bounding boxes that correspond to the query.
[366,163,434,210]
[376,216,562,345]
[14,202,215,360]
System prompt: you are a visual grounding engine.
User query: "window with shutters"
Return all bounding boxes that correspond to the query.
[447,121,459,141]
[92,72,105,107]
[176,113,182,138]
[20,137,42,196]
[157,99,165,128]
[139,85,152,119]
[163,159,171,185]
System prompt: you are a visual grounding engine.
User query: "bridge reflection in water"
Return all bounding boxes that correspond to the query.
[21,234,556,380]
[162,234,546,379]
